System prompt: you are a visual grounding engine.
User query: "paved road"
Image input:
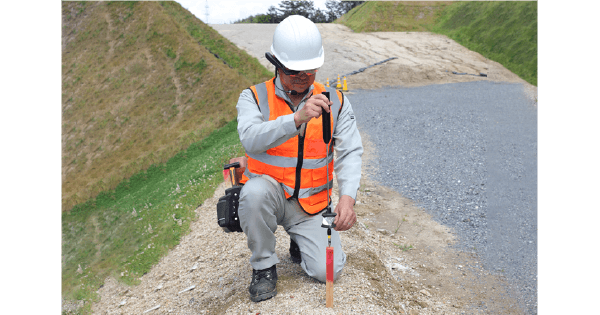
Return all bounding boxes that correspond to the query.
[349,81,537,314]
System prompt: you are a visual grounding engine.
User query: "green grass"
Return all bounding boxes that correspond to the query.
[431,1,537,86]
[58,1,324,312]
[393,243,414,252]
[62,119,244,312]
[61,1,271,213]
[338,1,537,86]
[336,1,453,32]
[159,1,273,83]
[61,2,274,312]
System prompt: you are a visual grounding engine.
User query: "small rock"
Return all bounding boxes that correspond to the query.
[398,303,407,313]
[387,263,410,272]
[178,285,195,294]
[143,305,160,313]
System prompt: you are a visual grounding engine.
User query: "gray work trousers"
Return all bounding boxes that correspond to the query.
[238,175,346,283]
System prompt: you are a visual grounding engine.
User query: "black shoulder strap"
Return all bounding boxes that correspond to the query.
[246,87,260,110]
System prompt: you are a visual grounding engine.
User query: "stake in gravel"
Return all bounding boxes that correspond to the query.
[320,91,336,308]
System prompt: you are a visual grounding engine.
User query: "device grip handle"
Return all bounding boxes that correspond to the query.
[321,92,331,144]
[223,162,240,170]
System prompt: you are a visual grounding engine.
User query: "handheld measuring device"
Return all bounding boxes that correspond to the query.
[320,91,336,308]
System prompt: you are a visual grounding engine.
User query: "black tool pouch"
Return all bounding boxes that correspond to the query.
[216,186,243,233]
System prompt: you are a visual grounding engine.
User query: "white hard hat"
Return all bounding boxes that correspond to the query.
[270,15,324,71]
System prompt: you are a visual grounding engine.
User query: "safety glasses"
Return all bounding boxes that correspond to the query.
[265,52,320,77]
[286,68,319,77]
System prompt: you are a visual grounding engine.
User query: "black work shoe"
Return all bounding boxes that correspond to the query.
[249,265,277,302]
[289,239,301,263]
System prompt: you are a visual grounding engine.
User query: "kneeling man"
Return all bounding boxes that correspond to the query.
[235,15,363,302]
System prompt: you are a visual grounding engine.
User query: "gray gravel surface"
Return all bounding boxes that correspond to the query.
[349,81,537,314]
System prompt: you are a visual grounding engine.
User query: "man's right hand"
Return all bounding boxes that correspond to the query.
[294,93,333,128]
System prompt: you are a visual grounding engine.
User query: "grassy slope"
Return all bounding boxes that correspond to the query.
[62,120,243,310]
[61,1,271,212]
[159,1,273,85]
[338,1,537,86]
[62,2,272,312]
[431,1,537,86]
[336,1,453,32]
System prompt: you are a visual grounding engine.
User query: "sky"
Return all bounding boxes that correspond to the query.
[175,0,330,24]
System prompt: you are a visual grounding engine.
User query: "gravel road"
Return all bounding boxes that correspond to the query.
[212,23,538,314]
[349,81,538,314]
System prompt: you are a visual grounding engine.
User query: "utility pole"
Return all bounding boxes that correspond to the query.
[204,0,209,24]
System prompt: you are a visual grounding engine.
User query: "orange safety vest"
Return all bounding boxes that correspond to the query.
[241,77,344,215]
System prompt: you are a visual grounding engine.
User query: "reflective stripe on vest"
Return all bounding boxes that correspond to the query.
[241,77,343,215]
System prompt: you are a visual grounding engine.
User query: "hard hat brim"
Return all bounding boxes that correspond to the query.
[271,44,324,71]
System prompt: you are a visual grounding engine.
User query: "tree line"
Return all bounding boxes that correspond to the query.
[233,0,364,24]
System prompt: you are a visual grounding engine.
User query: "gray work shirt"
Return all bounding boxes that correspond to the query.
[236,76,363,200]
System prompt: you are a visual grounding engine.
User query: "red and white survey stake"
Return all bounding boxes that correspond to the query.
[326,240,334,307]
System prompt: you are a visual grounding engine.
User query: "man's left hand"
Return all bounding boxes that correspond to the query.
[333,195,357,231]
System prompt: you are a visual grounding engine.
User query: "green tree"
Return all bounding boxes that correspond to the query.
[277,0,315,20]
[325,0,364,21]
[311,8,328,23]
[233,0,365,24]
[267,5,281,23]
[252,14,271,23]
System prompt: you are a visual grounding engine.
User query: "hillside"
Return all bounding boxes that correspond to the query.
[431,1,537,86]
[338,1,537,86]
[61,1,272,212]
[336,1,453,32]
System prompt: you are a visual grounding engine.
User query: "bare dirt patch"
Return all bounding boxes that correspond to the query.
[212,23,536,103]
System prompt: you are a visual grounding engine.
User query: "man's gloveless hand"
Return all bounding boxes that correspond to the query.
[333,195,356,231]
[294,93,332,128]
